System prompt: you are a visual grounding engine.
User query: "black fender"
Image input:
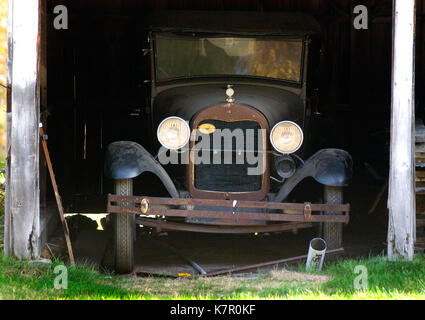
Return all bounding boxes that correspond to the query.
[274,149,353,202]
[104,141,179,198]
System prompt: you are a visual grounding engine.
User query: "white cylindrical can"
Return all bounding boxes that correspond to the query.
[306,238,327,271]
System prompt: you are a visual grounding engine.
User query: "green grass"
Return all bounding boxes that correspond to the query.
[0,256,134,300]
[0,252,424,300]
[319,255,425,299]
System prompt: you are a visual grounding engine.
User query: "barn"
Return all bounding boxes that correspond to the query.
[3,0,420,267]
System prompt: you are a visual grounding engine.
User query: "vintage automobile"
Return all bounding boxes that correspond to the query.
[105,11,352,273]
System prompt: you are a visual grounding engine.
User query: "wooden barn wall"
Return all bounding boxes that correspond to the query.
[44,0,425,213]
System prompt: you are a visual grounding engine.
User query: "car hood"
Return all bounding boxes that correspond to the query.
[153,83,305,129]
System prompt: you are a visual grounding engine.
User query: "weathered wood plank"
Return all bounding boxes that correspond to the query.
[416,171,425,178]
[415,143,425,153]
[388,0,416,261]
[415,119,425,142]
[7,0,41,259]
[415,181,425,188]
[415,153,425,160]
[417,219,425,228]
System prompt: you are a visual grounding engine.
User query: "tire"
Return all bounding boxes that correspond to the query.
[322,186,343,250]
[113,179,135,274]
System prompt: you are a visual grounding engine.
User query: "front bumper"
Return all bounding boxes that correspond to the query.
[107,195,350,234]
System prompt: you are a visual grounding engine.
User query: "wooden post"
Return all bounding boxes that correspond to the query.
[5,0,41,259]
[388,0,416,261]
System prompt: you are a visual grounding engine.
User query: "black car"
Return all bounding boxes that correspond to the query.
[105,11,353,273]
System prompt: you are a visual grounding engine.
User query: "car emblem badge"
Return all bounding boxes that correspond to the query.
[199,123,216,134]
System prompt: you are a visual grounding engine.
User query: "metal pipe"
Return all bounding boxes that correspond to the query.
[204,248,344,277]
[306,238,327,271]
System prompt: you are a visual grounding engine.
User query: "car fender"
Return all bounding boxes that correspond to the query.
[104,141,179,198]
[274,149,353,202]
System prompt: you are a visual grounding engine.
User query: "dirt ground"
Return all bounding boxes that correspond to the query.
[63,214,386,277]
[129,222,386,277]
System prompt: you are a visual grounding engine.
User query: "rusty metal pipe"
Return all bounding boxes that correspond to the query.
[203,248,344,277]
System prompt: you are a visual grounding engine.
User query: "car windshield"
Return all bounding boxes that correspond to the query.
[155,34,304,83]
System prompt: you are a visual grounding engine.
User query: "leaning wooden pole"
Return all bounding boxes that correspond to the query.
[40,128,75,266]
[388,0,416,261]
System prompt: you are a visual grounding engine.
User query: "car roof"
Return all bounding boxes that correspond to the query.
[144,10,321,36]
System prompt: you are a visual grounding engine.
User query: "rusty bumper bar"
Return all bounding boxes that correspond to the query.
[107,195,350,224]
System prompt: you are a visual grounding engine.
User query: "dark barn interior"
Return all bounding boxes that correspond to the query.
[45,0,398,210]
[39,0,424,271]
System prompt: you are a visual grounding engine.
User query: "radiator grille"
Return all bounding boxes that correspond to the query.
[193,120,264,192]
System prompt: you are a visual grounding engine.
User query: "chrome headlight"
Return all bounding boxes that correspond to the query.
[157,116,190,150]
[270,121,304,154]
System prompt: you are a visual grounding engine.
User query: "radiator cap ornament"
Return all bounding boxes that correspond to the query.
[226,85,235,103]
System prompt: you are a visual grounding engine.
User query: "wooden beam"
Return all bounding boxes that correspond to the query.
[388,0,416,261]
[5,0,41,259]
